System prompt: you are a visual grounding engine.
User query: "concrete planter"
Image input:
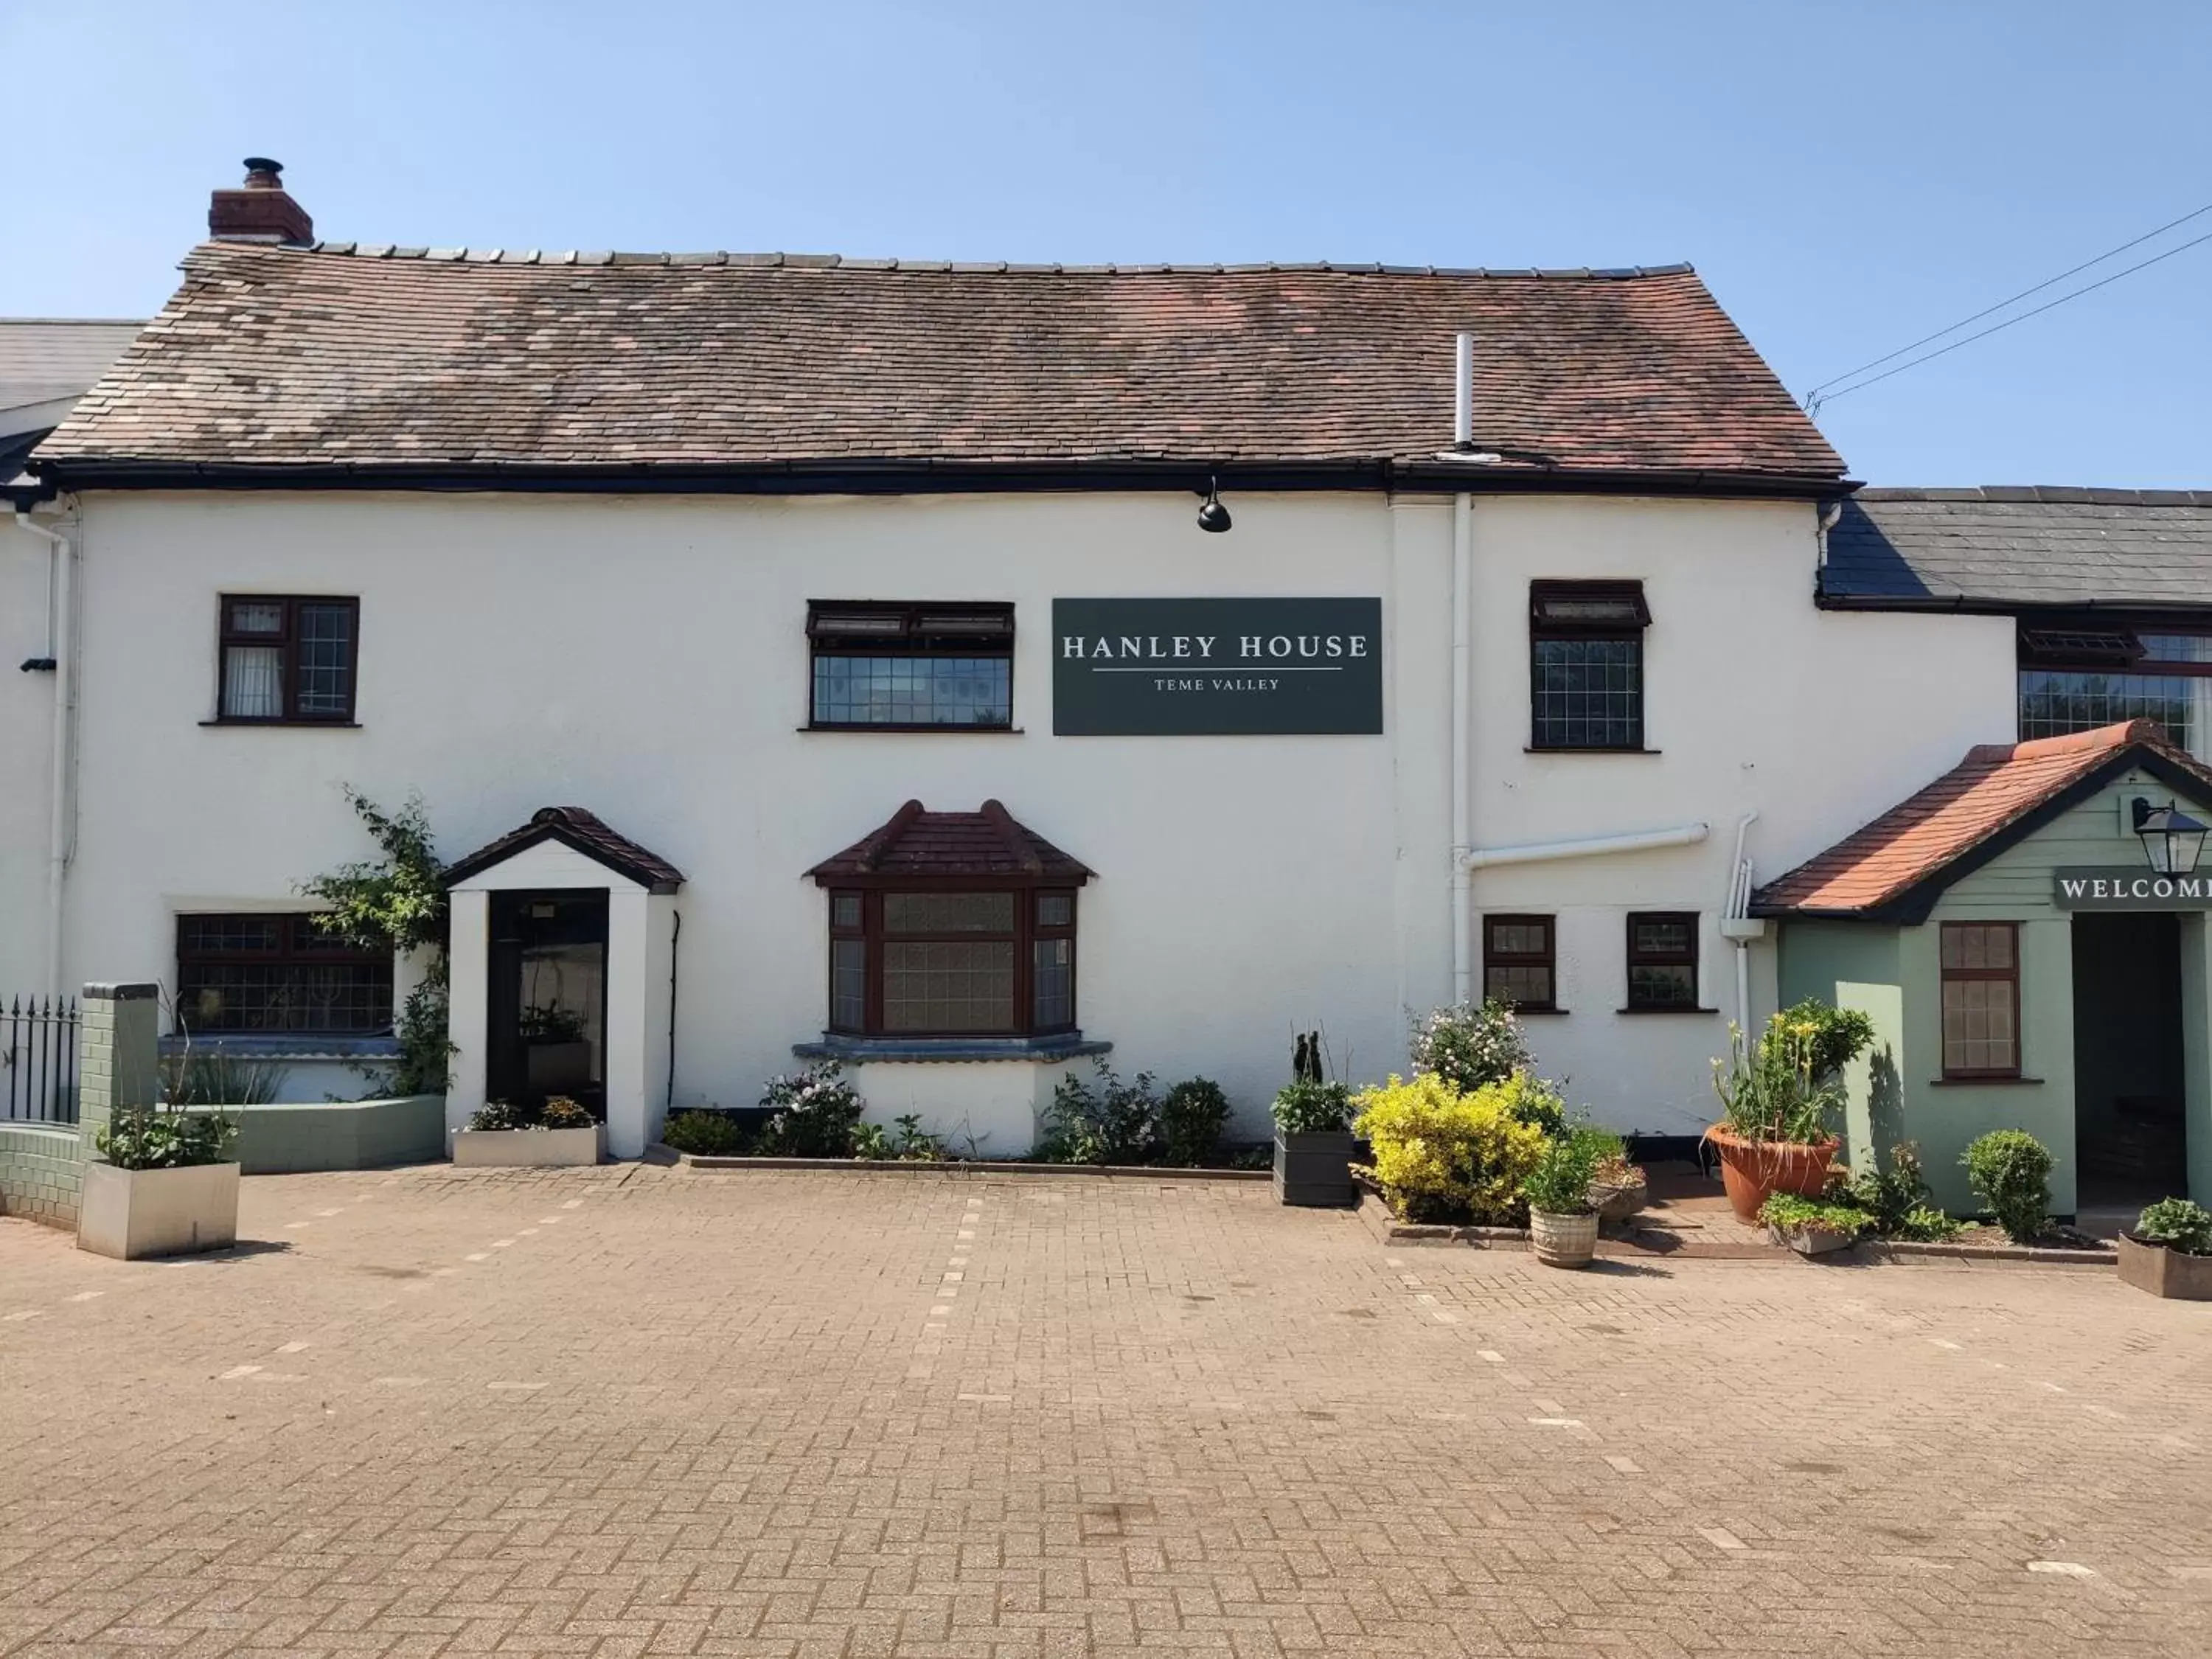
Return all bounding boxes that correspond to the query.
[1590,1175,1649,1222]
[77,1160,240,1259]
[452,1121,607,1168]
[1768,1221,1857,1256]
[2117,1231,2212,1300]
[1273,1130,1357,1208]
[1528,1208,1598,1268]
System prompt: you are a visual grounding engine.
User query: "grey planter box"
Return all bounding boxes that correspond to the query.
[77,1161,240,1259]
[2118,1231,2212,1299]
[1273,1130,1357,1208]
[452,1122,606,1168]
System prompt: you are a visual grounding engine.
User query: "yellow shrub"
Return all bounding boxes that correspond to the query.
[1353,1072,1550,1224]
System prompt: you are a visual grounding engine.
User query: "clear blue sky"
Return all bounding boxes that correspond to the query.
[5,0,2206,485]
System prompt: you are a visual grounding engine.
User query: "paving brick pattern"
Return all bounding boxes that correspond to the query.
[2,1165,2208,1656]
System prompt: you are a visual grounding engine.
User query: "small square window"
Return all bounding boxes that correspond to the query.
[217,594,358,723]
[1037,892,1073,928]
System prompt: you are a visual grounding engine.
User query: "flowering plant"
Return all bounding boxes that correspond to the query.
[1410,1001,1531,1096]
[757,1061,866,1157]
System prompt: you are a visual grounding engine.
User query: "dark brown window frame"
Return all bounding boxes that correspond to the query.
[1528,579,1651,753]
[826,877,1077,1038]
[213,594,361,725]
[1482,913,1559,1013]
[1938,920,2022,1081]
[175,911,393,1035]
[806,601,1017,732]
[1623,911,1700,1012]
[2017,622,2212,676]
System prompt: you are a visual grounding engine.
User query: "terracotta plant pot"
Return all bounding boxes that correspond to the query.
[1528,1208,1599,1269]
[1706,1124,1840,1224]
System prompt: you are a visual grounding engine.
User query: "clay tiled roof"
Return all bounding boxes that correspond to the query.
[808,801,1093,884]
[1823,487,2212,611]
[32,242,1843,485]
[444,807,684,892]
[1753,720,2212,919]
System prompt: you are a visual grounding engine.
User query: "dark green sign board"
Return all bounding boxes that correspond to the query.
[2053,867,2212,910]
[1052,597,1384,735]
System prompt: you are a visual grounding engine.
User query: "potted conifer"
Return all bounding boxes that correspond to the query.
[1272,1031,1356,1207]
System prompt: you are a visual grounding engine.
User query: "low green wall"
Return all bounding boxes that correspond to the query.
[0,1121,86,1229]
[180,1094,446,1174]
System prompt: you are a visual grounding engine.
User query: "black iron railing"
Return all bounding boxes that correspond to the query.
[2,995,79,1124]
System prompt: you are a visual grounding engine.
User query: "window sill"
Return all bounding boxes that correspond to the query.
[800,724,1024,735]
[1526,746,1662,756]
[199,720,363,729]
[159,1033,398,1062]
[1615,1006,1722,1015]
[1506,1006,1571,1017]
[794,1032,1109,1064]
[1930,1075,2045,1087]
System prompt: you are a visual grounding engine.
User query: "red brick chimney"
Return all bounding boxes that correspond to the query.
[208,157,313,244]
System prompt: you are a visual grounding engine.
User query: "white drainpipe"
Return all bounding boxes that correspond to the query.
[1719,810,1765,1034]
[1449,333,1475,1004]
[15,512,78,998]
[1463,821,1710,870]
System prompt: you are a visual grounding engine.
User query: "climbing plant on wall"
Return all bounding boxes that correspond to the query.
[298,790,453,1095]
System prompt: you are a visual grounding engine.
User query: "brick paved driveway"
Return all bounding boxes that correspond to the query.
[2,1164,2208,1658]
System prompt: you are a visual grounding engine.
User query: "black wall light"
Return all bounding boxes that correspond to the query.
[2132,796,2210,875]
[1195,476,1232,534]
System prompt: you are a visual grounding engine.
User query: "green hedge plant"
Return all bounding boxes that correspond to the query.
[1963,1130,2054,1243]
[662,1110,749,1156]
[1159,1078,1231,1166]
[2135,1197,2212,1254]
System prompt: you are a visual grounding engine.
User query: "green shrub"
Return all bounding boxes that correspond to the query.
[97,1102,237,1170]
[468,1099,526,1132]
[161,1047,284,1107]
[1037,1058,1158,1164]
[1522,1130,1606,1217]
[1962,1130,2054,1242]
[1271,1079,1353,1135]
[1411,1001,1531,1096]
[1353,1072,1549,1225]
[1159,1077,1231,1166]
[1780,998,1875,1082]
[539,1095,594,1130]
[757,1062,866,1157]
[662,1110,749,1156]
[2135,1197,2212,1254]
[1846,1143,1934,1234]
[891,1113,945,1161]
[1896,1205,1964,1242]
[1759,1192,1873,1235]
[852,1121,892,1161]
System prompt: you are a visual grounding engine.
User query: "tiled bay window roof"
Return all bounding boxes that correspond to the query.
[31,242,1844,490]
[808,801,1093,885]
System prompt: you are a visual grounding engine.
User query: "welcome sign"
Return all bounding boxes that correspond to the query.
[2053,868,2212,911]
[1052,597,1385,735]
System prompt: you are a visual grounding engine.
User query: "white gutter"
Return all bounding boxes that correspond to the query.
[15,512,77,998]
[1448,331,1475,1004]
[1462,821,1710,870]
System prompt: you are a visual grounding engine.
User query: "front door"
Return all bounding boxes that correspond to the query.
[486,889,610,1119]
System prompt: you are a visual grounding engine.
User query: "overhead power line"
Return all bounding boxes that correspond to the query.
[1809,226,2212,410]
[1802,198,2212,413]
